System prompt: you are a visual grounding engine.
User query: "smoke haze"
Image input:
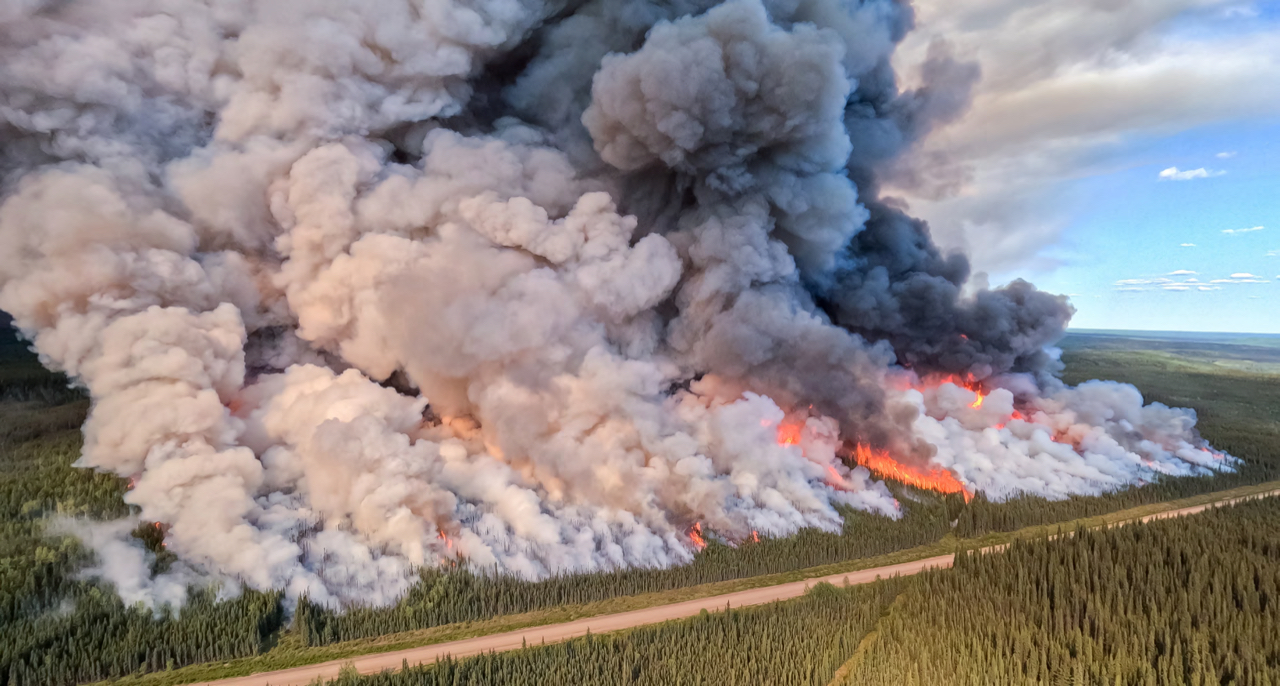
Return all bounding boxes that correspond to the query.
[0,0,1231,606]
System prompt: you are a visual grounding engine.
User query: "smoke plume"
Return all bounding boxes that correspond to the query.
[0,0,1230,606]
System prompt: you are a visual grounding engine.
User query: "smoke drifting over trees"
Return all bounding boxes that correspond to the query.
[0,0,1230,606]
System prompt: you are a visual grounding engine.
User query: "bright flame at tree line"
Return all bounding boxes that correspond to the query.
[850,443,973,502]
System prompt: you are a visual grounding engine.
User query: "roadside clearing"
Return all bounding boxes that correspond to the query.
[184,484,1280,686]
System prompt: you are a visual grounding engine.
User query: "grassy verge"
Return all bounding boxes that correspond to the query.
[92,479,1280,686]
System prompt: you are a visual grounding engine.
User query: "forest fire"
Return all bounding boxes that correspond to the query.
[852,444,972,502]
[688,523,707,550]
[437,530,453,550]
[776,423,803,446]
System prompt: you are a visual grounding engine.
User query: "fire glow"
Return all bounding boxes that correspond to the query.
[776,422,803,446]
[852,443,973,502]
[688,523,707,550]
[774,404,975,503]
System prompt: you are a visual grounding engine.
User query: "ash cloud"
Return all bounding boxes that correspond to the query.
[0,0,1229,608]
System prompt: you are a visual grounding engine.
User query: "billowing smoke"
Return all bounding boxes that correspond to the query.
[0,0,1230,607]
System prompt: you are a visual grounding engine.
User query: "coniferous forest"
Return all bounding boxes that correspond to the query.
[323,497,1280,686]
[844,497,1280,686]
[328,578,908,686]
[1,326,1279,684]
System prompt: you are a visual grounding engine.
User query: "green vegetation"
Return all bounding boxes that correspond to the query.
[0,325,284,686]
[842,497,1280,685]
[295,493,959,646]
[949,334,1280,539]
[317,497,1280,686]
[88,482,1280,686]
[332,579,908,686]
[297,334,1280,649]
[3,323,1279,685]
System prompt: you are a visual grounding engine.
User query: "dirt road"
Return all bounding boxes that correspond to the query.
[198,488,1280,686]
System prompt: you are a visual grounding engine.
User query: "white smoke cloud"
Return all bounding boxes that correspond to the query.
[51,518,198,611]
[0,0,1232,609]
[917,378,1230,502]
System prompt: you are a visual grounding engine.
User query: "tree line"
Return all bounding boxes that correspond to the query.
[325,578,907,686]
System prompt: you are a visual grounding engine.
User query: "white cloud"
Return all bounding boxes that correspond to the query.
[1216,151,1237,158]
[1265,249,1279,257]
[1115,286,1149,292]
[1223,225,1264,235]
[1180,243,1197,247]
[1126,268,1273,290]
[1159,167,1226,181]
[1209,272,1270,284]
[889,1,1280,273]
[1223,5,1259,19]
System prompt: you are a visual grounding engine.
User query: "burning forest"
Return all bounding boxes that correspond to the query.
[0,0,1233,609]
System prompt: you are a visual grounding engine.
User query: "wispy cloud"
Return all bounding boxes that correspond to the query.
[1267,249,1279,257]
[1159,167,1226,181]
[1180,243,1196,248]
[1223,225,1265,235]
[1116,270,1272,292]
[1223,5,1259,18]
[1216,151,1238,159]
[1208,273,1271,284]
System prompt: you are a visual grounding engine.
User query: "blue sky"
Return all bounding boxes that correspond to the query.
[897,0,1280,334]
[1008,119,1280,333]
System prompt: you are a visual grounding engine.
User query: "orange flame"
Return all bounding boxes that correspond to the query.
[437,530,453,550]
[852,443,972,502]
[750,530,760,543]
[969,392,985,410]
[688,523,707,550]
[776,422,802,446]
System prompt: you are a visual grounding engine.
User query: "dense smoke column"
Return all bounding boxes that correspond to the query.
[0,0,1230,608]
[823,200,1076,383]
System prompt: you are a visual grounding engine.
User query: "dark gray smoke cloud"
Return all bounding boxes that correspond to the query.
[0,0,1226,608]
